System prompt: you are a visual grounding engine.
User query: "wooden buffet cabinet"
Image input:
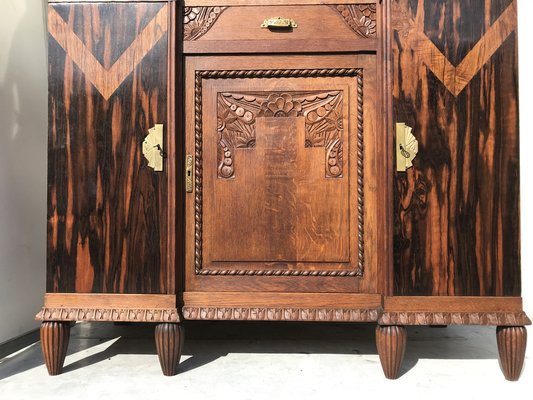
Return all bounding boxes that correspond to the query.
[37,0,530,380]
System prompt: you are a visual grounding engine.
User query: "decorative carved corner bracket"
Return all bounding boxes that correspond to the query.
[184,6,228,40]
[330,4,377,38]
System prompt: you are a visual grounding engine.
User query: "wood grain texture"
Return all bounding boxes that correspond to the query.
[40,321,70,376]
[47,3,170,294]
[155,323,184,376]
[392,0,521,296]
[496,326,527,381]
[375,325,407,379]
[183,292,382,308]
[185,54,380,294]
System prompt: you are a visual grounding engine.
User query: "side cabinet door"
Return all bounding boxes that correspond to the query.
[47,2,172,293]
[392,0,520,296]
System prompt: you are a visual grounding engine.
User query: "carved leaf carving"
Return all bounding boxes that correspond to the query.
[216,91,345,179]
[331,4,377,38]
[184,6,227,40]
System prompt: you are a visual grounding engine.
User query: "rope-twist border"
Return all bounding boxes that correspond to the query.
[194,68,364,277]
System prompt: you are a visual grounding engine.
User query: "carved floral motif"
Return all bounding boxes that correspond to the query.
[184,6,227,40]
[331,4,377,38]
[216,91,345,179]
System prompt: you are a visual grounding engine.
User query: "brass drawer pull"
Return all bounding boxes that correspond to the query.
[260,17,298,29]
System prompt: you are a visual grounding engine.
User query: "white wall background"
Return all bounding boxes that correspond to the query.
[0,0,47,344]
[0,0,531,345]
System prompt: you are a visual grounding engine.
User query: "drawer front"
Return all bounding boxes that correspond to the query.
[183,3,378,53]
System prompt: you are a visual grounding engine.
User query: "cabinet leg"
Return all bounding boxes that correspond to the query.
[496,326,527,381]
[376,325,407,380]
[40,321,70,376]
[155,323,184,376]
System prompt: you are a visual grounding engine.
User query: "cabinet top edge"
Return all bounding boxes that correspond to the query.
[48,0,378,5]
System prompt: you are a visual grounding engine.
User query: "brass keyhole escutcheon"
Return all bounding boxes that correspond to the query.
[186,155,193,193]
[396,123,418,172]
[142,124,164,172]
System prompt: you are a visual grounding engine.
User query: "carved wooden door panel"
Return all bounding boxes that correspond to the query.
[185,55,380,293]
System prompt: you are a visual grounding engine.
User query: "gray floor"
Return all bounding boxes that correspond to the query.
[0,322,530,400]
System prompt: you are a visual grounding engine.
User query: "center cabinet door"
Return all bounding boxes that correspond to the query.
[185,55,379,293]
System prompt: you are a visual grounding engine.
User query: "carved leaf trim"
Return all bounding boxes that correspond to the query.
[183,307,380,322]
[36,307,180,322]
[379,312,532,326]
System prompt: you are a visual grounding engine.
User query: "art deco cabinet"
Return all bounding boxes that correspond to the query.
[38,0,530,380]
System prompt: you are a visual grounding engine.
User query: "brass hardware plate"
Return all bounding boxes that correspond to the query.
[186,155,194,193]
[261,17,298,29]
[142,124,164,172]
[396,123,418,172]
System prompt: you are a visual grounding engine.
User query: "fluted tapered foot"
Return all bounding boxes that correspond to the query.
[40,321,70,375]
[376,325,407,380]
[155,323,184,376]
[497,326,527,381]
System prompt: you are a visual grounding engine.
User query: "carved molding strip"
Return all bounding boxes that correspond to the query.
[195,68,364,277]
[36,307,180,323]
[331,4,377,38]
[183,307,380,322]
[48,5,168,101]
[391,0,517,97]
[379,312,532,326]
[184,6,227,40]
[217,90,344,179]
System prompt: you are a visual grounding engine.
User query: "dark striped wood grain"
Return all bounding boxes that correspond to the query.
[392,0,521,296]
[47,3,170,294]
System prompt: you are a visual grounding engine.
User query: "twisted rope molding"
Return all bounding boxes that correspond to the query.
[194,68,364,277]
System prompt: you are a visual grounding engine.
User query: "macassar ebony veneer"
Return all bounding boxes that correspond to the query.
[38,0,530,380]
